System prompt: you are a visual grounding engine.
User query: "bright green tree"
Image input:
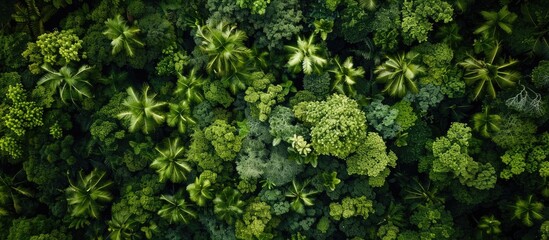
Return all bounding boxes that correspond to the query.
[103,15,145,57]
[346,132,397,187]
[65,169,113,219]
[195,21,251,77]
[204,120,243,161]
[329,196,374,221]
[117,86,166,134]
[375,52,425,98]
[22,30,84,74]
[293,94,367,158]
[150,138,191,183]
[38,65,93,104]
[3,84,43,137]
[431,122,497,190]
[285,34,327,75]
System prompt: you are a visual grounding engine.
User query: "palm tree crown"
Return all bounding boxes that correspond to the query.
[459,42,520,100]
[117,85,166,134]
[175,68,205,104]
[330,56,365,96]
[195,21,251,77]
[472,107,501,138]
[286,34,328,75]
[166,101,197,134]
[186,175,214,207]
[285,179,318,214]
[375,52,424,98]
[103,15,145,57]
[512,195,544,227]
[213,187,246,224]
[107,211,140,240]
[150,138,191,183]
[65,169,113,219]
[38,65,93,104]
[474,6,517,39]
[158,192,197,224]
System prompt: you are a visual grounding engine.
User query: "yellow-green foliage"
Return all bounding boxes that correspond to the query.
[22,30,84,74]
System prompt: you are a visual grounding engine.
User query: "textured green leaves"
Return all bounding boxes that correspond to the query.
[38,65,93,104]
[195,21,251,77]
[286,34,327,75]
[459,43,519,100]
[294,94,367,158]
[117,86,166,134]
[375,52,424,98]
[150,138,191,183]
[103,15,144,57]
[158,192,196,224]
[65,169,113,219]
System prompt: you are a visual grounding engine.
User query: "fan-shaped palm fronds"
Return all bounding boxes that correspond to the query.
[512,195,544,226]
[472,107,501,138]
[402,177,445,205]
[166,101,196,133]
[65,169,113,219]
[375,52,424,98]
[477,215,502,236]
[213,187,245,224]
[195,21,251,76]
[117,86,166,134]
[474,6,517,39]
[11,0,56,38]
[330,56,365,96]
[158,192,196,224]
[150,138,191,183]
[103,15,145,57]
[107,211,140,240]
[38,65,93,104]
[459,42,520,100]
[186,175,213,207]
[286,34,328,75]
[285,179,318,214]
[0,171,34,216]
[175,68,205,104]
[520,4,549,58]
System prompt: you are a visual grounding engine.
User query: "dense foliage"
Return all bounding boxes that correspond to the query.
[0,0,548,239]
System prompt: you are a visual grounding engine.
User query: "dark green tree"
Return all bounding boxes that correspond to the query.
[213,187,246,224]
[459,42,519,100]
[158,191,197,224]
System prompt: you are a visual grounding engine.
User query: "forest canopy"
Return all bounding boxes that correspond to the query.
[0,0,548,239]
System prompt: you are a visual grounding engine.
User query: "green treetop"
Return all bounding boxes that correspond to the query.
[204,119,243,161]
[431,122,497,190]
[346,132,397,187]
[294,94,367,158]
[22,30,85,74]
